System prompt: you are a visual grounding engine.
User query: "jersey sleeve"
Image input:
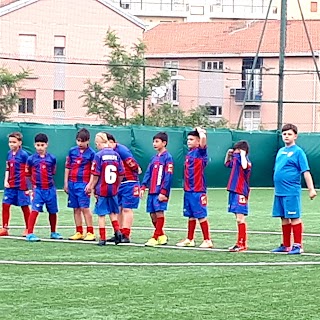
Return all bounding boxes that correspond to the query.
[198,147,208,166]
[297,149,310,173]
[118,158,125,176]
[160,154,174,197]
[141,159,153,190]
[51,155,57,175]
[119,146,140,171]
[25,156,33,177]
[65,150,72,169]
[91,154,101,176]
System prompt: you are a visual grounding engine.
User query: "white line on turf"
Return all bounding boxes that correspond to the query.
[0,260,320,267]
[3,235,320,257]
[7,225,320,237]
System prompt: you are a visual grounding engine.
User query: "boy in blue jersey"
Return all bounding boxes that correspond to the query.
[105,133,141,243]
[25,133,63,242]
[65,128,96,241]
[0,132,30,237]
[176,127,213,248]
[272,123,316,254]
[224,140,251,252]
[140,132,174,247]
[85,132,124,246]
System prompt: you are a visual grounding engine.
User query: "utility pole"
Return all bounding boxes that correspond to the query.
[277,0,287,131]
[142,66,146,125]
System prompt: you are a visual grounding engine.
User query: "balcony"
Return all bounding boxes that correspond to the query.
[235,88,262,105]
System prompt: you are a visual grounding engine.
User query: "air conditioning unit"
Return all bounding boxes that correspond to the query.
[121,3,130,9]
[230,88,237,96]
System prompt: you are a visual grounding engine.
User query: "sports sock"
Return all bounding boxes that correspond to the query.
[76,226,83,234]
[151,219,157,228]
[21,206,30,228]
[153,216,165,239]
[49,214,57,233]
[2,203,10,228]
[27,210,39,234]
[122,228,130,238]
[237,223,247,246]
[187,219,196,240]
[292,223,302,245]
[99,227,106,241]
[282,223,292,247]
[111,220,120,232]
[200,220,210,240]
[87,226,94,234]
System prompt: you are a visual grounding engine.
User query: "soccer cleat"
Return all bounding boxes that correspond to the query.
[121,235,131,243]
[50,232,63,240]
[68,232,84,240]
[114,231,123,245]
[271,244,291,253]
[22,229,28,237]
[106,236,116,242]
[98,240,106,246]
[0,228,9,237]
[83,232,96,241]
[199,239,214,248]
[288,244,304,255]
[145,237,159,247]
[229,244,247,252]
[176,238,195,247]
[26,233,40,242]
[157,234,168,245]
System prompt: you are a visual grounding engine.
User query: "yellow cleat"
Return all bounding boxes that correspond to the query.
[83,232,96,241]
[68,232,84,240]
[199,239,214,248]
[157,234,168,245]
[145,237,159,247]
[176,238,195,247]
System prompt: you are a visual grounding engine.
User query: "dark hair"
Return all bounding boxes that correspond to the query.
[233,140,250,154]
[282,123,298,134]
[8,132,23,141]
[105,132,116,143]
[153,132,168,146]
[34,133,48,143]
[187,130,200,138]
[76,128,90,142]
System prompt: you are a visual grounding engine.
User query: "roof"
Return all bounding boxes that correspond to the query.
[0,0,145,29]
[144,20,320,58]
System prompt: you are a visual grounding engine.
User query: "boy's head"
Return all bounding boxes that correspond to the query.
[76,128,90,149]
[8,132,23,151]
[153,132,168,152]
[95,132,109,150]
[34,133,48,155]
[281,123,298,146]
[233,140,250,155]
[105,132,116,148]
[187,130,200,149]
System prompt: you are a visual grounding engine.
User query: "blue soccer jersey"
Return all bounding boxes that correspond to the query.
[273,145,310,196]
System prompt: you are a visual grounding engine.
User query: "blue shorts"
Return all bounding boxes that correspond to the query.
[94,196,119,216]
[67,182,90,209]
[272,195,301,219]
[183,192,208,219]
[3,188,30,207]
[118,182,140,209]
[228,192,249,215]
[32,187,58,214]
[146,194,168,213]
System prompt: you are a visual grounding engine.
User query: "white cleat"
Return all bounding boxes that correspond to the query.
[199,239,213,248]
[176,238,195,247]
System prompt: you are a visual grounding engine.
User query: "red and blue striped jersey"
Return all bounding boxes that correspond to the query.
[225,153,251,197]
[6,148,29,190]
[141,151,174,197]
[114,143,139,182]
[91,148,124,197]
[65,146,95,183]
[184,147,208,192]
[26,153,57,189]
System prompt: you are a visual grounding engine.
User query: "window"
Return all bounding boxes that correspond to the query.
[190,5,204,15]
[164,61,179,104]
[311,1,318,12]
[53,90,65,110]
[54,36,66,57]
[243,110,260,131]
[242,57,263,101]
[19,34,36,58]
[201,61,223,71]
[207,105,222,117]
[18,90,36,114]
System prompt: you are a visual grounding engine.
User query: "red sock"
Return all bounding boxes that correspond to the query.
[152,219,157,228]
[27,210,39,234]
[49,214,57,233]
[237,223,247,246]
[2,203,10,228]
[87,226,94,234]
[200,220,210,240]
[282,223,292,247]
[21,206,30,228]
[112,220,120,232]
[153,216,165,239]
[99,227,106,240]
[76,226,83,234]
[122,228,130,238]
[187,219,196,240]
[292,223,303,245]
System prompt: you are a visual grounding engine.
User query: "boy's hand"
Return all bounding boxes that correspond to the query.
[240,149,246,157]
[195,127,206,134]
[138,167,142,175]
[4,181,9,188]
[139,189,145,199]
[63,183,68,194]
[158,194,168,202]
[309,189,317,200]
[227,149,234,156]
[84,184,92,195]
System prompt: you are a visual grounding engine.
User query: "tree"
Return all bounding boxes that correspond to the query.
[83,30,169,125]
[0,67,29,122]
